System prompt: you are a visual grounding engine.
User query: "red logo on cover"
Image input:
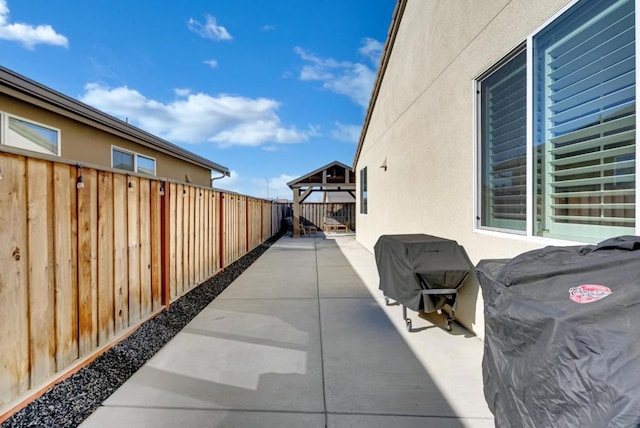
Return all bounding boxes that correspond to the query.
[569,284,612,304]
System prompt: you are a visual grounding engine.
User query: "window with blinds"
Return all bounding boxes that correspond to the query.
[360,167,368,214]
[533,0,635,241]
[479,50,527,231]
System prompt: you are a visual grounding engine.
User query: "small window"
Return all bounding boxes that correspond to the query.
[112,146,157,176]
[360,167,368,214]
[112,147,135,172]
[137,154,156,176]
[6,115,60,156]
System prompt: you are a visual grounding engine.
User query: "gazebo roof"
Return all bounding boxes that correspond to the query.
[287,160,355,190]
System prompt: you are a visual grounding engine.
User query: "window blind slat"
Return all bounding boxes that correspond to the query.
[550,173,635,188]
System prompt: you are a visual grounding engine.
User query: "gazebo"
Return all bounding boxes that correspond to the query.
[287,161,356,237]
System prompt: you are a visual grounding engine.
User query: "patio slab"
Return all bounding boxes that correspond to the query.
[81,235,493,428]
[81,408,325,428]
[101,299,324,413]
[321,297,459,417]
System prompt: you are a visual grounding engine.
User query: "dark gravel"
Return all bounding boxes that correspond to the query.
[2,234,282,428]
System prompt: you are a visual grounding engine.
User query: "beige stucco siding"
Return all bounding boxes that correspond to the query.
[356,0,575,336]
[0,93,213,187]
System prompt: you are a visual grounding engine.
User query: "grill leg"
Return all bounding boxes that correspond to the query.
[446,308,455,332]
[403,305,412,332]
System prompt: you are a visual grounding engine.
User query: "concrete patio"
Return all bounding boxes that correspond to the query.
[80,234,494,427]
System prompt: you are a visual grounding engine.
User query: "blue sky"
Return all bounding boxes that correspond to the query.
[0,0,395,200]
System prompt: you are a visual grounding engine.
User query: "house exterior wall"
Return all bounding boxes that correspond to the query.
[0,92,213,187]
[355,0,577,337]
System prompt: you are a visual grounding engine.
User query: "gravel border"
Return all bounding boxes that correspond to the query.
[2,233,283,428]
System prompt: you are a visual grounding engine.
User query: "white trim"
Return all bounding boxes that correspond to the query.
[526,35,534,237]
[472,78,480,232]
[474,228,590,247]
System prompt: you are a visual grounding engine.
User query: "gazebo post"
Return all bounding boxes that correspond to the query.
[293,187,301,238]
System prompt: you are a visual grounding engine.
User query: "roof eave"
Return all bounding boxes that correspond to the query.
[0,66,230,176]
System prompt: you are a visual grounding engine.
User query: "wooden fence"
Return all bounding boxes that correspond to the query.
[0,151,286,417]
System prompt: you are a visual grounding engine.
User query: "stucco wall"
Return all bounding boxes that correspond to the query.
[0,93,213,187]
[355,0,575,337]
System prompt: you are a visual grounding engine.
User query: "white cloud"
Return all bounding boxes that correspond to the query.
[0,0,68,49]
[215,172,297,201]
[174,88,191,97]
[262,24,275,32]
[79,83,313,148]
[188,15,232,41]
[214,170,243,193]
[203,59,218,68]
[294,38,382,108]
[359,37,383,64]
[331,122,361,143]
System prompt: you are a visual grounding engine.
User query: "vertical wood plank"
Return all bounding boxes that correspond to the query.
[139,178,152,317]
[213,191,219,272]
[200,189,205,282]
[188,186,195,289]
[219,193,225,269]
[69,165,79,363]
[168,183,177,302]
[112,173,128,333]
[183,186,190,293]
[97,171,114,345]
[26,159,55,386]
[203,190,209,277]
[0,155,30,406]
[175,184,183,300]
[151,180,162,310]
[53,163,78,370]
[194,188,201,284]
[77,167,99,356]
[127,176,140,324]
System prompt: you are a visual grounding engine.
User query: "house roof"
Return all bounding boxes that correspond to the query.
[352,0,407,169]
[0,66,230,176]
[287,160,354,188]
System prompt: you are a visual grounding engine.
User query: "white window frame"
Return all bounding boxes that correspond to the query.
[474,0,640,244]
[0,111,62,156]
[111,145,156,176]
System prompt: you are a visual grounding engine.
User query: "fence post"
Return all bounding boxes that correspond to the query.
[160,182,171,308]
[219,193,225,270]
[245,198,249,253]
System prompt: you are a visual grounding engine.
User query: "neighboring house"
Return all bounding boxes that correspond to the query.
[0,66,229,186]
[354,0,636,336]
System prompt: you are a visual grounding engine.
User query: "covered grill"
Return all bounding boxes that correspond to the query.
[477,235,640,427]
[374,234,473,332]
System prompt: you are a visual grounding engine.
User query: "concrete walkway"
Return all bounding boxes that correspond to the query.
[81,235,494,427]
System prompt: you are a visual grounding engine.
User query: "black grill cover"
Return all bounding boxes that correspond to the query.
[476,236,640,428]
[374,234,472,312]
